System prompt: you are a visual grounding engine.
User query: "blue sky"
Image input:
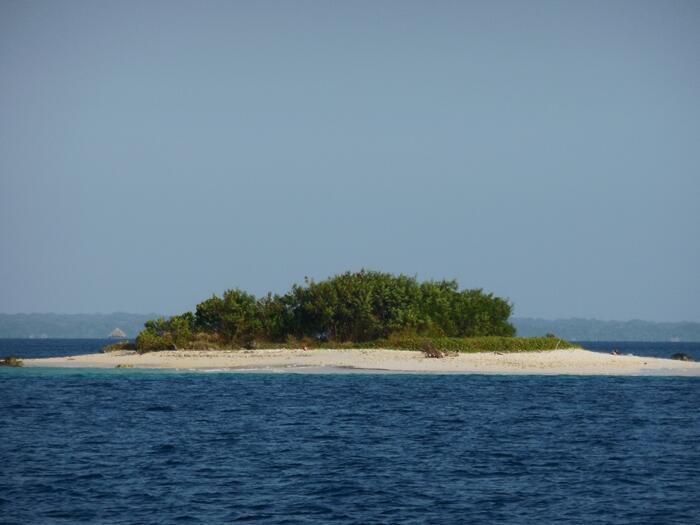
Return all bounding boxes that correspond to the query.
[1,1,698,321]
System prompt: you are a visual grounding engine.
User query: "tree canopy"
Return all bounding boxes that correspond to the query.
[136,270,515,350]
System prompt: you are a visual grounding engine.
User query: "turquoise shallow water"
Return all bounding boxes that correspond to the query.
[2,362,699,524]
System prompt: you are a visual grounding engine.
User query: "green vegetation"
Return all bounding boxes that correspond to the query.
[251,334,572,352]
[367,335,571,352]
[101,341,136,352]
[0,356,23,367]
[134,270,573,353]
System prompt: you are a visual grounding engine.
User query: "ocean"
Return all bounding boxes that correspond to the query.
[1,340,699,524]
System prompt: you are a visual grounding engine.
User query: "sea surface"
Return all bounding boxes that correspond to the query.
[1,341,699,524]
[0,338,113,359]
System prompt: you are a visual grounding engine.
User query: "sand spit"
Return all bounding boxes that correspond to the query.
[21,348,700,376]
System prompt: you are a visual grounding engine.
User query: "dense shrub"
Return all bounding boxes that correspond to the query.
[135,313,194,352]
[0,356,23,367]
[101,341,136,352]
[257,293,293,341]
[135,330,174,353]
[280,271,514,341]
[187,332,225,350]
[371,335,575,353]
[671,353,694,362]
[250,335,576,352]
[135,270,520,348]
[194,290,261,344]
[194,296,224,332]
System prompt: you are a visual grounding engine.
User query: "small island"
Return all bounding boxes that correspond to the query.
[18,271,700,375]
[120,270,568,353]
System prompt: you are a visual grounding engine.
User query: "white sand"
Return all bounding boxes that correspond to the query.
[22,348,700,376]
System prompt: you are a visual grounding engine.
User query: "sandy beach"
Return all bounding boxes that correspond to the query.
[22,348,700,376]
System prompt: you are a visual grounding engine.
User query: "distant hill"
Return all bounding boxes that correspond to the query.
[2,313,699,342]
[513,318,700,342]
[0,313,162,339]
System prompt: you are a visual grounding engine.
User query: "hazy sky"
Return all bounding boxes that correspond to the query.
[1,0,698,321]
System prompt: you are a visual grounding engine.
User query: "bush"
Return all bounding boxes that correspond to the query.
[136,270,524,349]
[193,290,261,345]
[168,315,193,348]
[371,335,576,353]
[102,341,136,352]
[253,335,576,353]
[0,356,23,367]
[135,312,195,352]
[671,353,694,362]
[135,331,174,353]
[278,271,515,342]
[195,296,225,332]
[187,332,225,350]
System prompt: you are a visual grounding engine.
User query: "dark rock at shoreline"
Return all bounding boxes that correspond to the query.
[0,356,23,367]
[670,352,694,362]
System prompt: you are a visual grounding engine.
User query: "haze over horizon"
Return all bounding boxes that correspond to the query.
[2,1,699,322]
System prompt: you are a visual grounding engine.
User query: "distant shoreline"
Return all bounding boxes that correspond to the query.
[3,317,700,342]
[21,348,700,376]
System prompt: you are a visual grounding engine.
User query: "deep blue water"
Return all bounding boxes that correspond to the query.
[579,341,699,361]
[0,338,116,359]
[2,341,700,524]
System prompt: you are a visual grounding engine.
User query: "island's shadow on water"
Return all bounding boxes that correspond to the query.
[2,367,700,524]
